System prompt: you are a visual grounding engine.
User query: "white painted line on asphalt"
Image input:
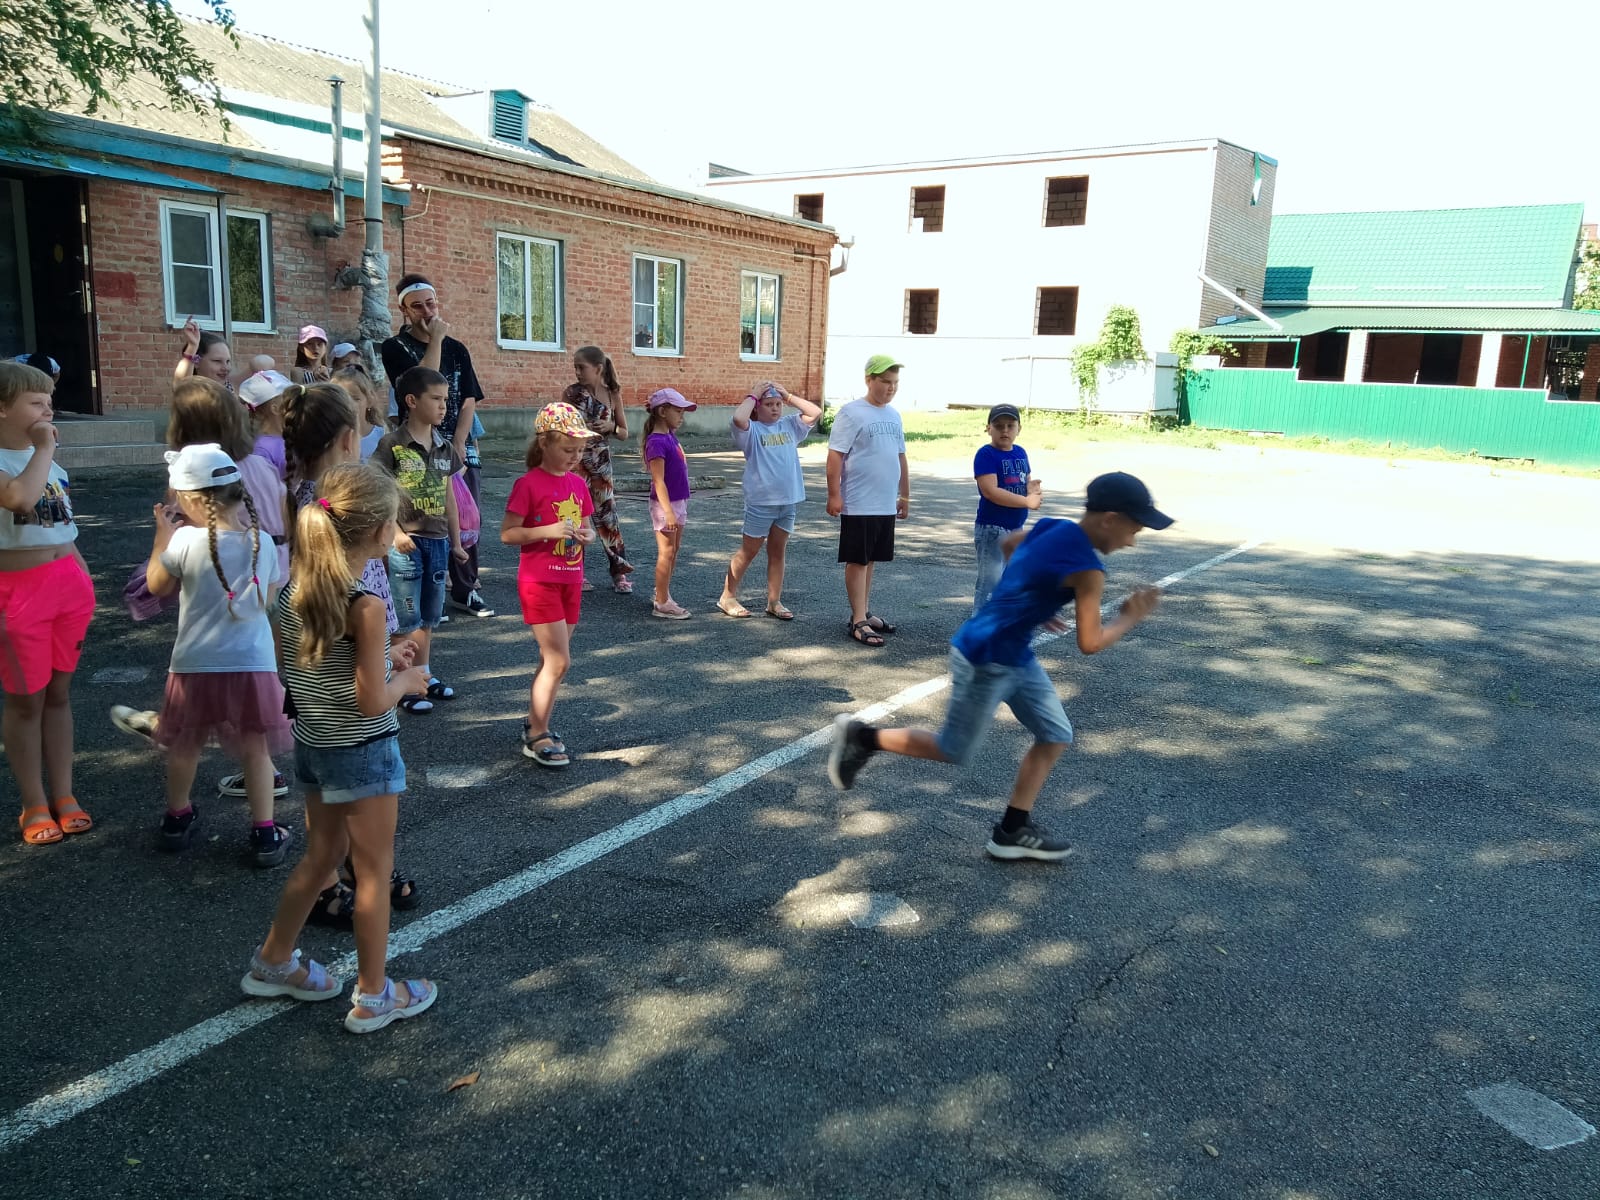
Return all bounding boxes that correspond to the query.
[1467,1082,1596,1150]
[426,765,493,789]
[91,667,149,685]
[0,537,1261,1153]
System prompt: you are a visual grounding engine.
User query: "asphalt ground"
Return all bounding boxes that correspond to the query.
[3,433,1599,1199]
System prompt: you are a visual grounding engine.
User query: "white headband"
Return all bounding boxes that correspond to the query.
[397,281,435,303]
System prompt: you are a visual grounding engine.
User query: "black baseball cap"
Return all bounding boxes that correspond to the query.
[1085,472,1174,530]
[987,404,1021,424]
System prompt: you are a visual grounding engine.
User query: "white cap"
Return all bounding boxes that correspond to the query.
[331,342,359,358]
[237,369,293,409]
[165,443,241,492]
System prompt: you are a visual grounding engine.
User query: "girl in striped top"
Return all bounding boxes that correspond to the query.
[241,462,438,1034]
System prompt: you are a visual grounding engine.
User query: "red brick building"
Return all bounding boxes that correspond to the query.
[0,20,834,419]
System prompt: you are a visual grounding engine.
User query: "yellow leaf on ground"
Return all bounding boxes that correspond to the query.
[446,1071,481,1092]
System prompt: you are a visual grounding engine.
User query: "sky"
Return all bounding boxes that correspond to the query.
[177,0,1597,223]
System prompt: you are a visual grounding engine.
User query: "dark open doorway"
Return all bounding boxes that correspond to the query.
[0,172,100,413]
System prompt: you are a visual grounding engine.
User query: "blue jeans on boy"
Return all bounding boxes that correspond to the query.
[973,523,1010,613]
[390,535,449,634]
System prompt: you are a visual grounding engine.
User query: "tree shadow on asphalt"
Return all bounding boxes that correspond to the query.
[5,464,1600,1200]
[127,548,1600,1197]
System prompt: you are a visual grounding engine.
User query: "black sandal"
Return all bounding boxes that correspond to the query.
[848,620,885,647]
[342,856,421,911]
[866,612,897,635]
[398,694,433,714]
[305,881,356,930]
[425,678,455,701]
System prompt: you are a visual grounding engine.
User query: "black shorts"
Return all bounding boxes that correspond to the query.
[838,514,896,564]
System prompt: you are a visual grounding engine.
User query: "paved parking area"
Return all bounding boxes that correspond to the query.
[3,438,1598,1199]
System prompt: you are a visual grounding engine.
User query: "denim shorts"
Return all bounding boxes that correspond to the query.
[294,735,406,804]
[743,502,798,538]
[936,647,1074,765]
[389,535,449,634]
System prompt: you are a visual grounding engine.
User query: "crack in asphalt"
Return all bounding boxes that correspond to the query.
[1041,922,1184,1075]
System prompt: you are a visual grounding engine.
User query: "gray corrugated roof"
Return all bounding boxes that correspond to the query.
[45,18,652,183]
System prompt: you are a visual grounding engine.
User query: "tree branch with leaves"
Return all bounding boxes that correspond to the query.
[0,0,235,143]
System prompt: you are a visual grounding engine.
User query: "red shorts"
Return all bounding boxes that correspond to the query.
[0,554,96,694]
[518,575,582,626]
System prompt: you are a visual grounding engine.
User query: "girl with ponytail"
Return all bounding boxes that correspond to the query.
[241,462,438,1034]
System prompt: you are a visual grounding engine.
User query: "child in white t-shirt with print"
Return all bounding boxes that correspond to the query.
[133,444,294,867]
[717,381,821,620]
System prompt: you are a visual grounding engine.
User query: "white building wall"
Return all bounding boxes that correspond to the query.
[707,143,1236,410]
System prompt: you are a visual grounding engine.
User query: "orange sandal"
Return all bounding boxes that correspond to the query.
[19,806,63,846]
[51,798,92,835]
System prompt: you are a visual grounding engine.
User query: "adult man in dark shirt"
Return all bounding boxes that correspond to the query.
[380,273,494,618]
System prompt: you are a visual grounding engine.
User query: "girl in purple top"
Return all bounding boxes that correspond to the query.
[642,388,694,619]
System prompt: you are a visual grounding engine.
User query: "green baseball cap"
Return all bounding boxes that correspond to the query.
[864,354,904,377]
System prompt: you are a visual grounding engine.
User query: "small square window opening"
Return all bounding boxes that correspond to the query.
[905,289,939,335]
[1043,176,1089,227]
[1035,287,1078,336]
[910,186,945,233]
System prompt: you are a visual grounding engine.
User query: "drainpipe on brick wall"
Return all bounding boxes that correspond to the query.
[357,0,390,381]
[217,192,233,347]
[1196,270,1280,330]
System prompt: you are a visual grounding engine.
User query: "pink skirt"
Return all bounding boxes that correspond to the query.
[155,671,293,756]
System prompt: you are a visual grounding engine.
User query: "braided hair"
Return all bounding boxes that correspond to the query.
[196,480,265,618]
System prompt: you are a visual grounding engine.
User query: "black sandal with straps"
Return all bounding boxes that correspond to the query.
[848,620,885,647]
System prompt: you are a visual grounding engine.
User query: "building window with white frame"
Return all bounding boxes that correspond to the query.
[496,232,563,350]
[633,254,683,355]
[160,201,272,332]
[740,271,780,360]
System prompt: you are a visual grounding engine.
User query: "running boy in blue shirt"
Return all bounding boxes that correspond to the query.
[972,403,1042,611]
[827,471,1171,861]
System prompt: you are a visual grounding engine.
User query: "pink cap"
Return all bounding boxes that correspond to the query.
[646,388,697,411]
[297,324,329,344]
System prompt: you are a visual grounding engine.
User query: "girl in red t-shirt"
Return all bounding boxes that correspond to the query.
[501,403,599,768]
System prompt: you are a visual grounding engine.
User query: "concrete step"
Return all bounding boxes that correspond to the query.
[53,416,159,447]
[56,442,168,470]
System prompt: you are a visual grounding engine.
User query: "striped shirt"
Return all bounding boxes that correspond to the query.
[275,580,399,748]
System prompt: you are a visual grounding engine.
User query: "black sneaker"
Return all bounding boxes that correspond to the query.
[827,714,877,790]
[450,590,496,618]
[160,805,199,851]
[218,771,289,798]
[986,821,1074,862]
[249,823,294,868]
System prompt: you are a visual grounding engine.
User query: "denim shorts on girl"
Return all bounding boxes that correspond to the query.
[294,734,406,804]
[388,535,449,634]
[742,502,798,538]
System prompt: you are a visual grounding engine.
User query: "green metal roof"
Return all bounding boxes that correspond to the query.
[1263,204,1585,307]
[1211,306,1600,339]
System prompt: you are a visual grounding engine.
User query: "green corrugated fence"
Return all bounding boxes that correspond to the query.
[1185,369,1600,467]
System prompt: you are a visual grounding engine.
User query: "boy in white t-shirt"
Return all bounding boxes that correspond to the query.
[717,381,822,620]
[826,355,909,647]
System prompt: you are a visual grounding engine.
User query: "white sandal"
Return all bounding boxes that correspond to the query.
[345,977,438,1034]
[240,948,343,1002]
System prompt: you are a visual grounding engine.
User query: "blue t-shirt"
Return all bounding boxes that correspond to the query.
[973,442,1031,530]
[732,413,811,506]
[952,518,1103,667]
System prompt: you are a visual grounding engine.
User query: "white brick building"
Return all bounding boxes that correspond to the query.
[706,139,1277,410]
